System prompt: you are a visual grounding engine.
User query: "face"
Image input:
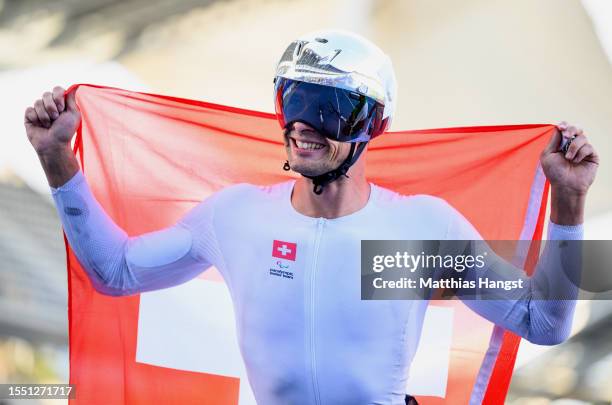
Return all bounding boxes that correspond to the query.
[283,122,352,177]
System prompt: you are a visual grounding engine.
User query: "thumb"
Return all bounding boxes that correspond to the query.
[65,89,79,112]
[542,126,562,155]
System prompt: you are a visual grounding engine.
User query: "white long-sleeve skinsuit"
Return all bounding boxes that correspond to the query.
[51,170,583,405]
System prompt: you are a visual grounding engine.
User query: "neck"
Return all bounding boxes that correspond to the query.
[291,163,370,219]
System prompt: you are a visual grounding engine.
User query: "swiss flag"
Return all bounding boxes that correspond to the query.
[64,84,552,405]
[272,240,297,261]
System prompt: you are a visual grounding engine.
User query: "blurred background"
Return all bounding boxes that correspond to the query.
[0,0,611,404]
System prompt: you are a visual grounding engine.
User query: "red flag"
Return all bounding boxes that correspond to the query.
[63,84,552,404]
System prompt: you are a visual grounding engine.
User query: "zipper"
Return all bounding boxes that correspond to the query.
[309,218,325,405]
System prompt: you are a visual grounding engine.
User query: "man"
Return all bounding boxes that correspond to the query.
[25,30,598,404]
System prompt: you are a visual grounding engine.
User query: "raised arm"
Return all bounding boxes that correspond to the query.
[50,170,221,296]
[26,86,221,296]
[440,209,583,345]
[437,122,597,345]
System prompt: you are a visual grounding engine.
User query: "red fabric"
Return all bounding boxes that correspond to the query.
[64,84,554,404]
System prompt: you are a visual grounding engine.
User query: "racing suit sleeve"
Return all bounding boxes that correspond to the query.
[441,201,583,345]
[50,170,222,296]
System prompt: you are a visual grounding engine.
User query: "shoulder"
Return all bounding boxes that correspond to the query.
[211,181,293,205]
[373,184,480,238]
[373,184,458,218]
[179,181,292,227]
[201,181,293,220]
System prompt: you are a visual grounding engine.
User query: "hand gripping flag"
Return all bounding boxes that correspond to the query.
[62,84,553,405]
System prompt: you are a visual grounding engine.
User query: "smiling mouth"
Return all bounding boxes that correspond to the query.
[290,137,327,151]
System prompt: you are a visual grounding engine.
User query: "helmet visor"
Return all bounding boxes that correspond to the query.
[274,77,385,142]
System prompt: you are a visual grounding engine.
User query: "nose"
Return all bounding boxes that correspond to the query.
[292,121,317,133]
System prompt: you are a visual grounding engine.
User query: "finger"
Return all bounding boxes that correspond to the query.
[562,125,579,138]
[42,92,59,120]
[543,127,562,154]
[33,99,51,128]
[558,124,584,154]
[52,86,66,112]
[572,143,595,164]
[66,90,79,112]
[557,121,568,130]
[24,106,40,127]
[565,134,588,160]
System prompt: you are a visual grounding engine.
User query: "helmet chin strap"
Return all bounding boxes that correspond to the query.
[283,142,368,195]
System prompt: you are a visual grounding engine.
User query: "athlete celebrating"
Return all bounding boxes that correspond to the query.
[26,30,598,405]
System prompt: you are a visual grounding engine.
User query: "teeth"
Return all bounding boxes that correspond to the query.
[296,140,325,150]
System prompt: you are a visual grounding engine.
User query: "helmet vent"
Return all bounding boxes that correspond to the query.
[295,42,303,57]
[315,37,328,43]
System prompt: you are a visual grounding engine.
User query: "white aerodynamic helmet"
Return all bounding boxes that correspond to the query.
[274,29,397,143]
[273,29,398,194]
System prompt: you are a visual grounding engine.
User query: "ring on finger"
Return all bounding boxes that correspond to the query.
[560,134,578,154]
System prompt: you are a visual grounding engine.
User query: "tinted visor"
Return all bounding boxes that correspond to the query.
[274,77,386,142]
